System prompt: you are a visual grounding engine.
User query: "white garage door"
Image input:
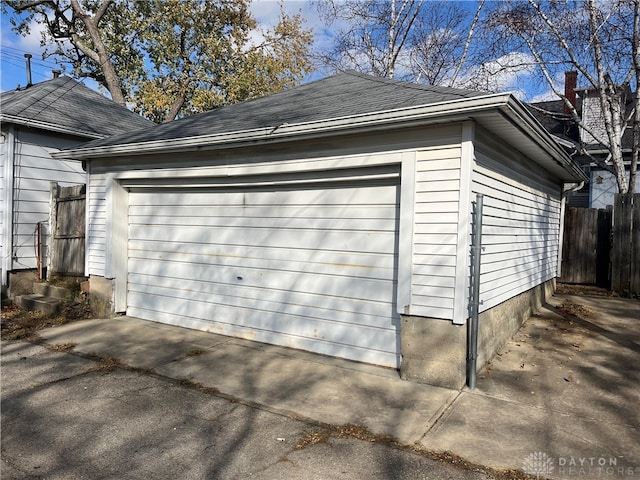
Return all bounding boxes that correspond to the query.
[126,174,400,367]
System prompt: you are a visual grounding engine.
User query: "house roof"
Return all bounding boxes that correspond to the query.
[0,76,154,139]
[54,71,587,182]
[528,92,634,153]
[526,99,580,144]
[59,71,486,149]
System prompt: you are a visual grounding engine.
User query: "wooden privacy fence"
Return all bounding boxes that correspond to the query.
[611,193,640,293]
[561,206,611,286]
[49,183,86,277]
[561,193,640,294]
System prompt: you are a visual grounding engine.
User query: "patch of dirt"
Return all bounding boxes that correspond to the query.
[557,301,594,320]
[49,342,76,352]
[295,429,332,449]
[555,283,619,297]
[182,347,207,359]
[84,356,124,373]
[1,296,93,341]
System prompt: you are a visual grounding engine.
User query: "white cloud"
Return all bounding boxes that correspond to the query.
[456,51,538,98]
[529,90,559,103]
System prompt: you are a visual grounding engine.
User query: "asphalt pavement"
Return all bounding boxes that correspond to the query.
[1,340,493,480]
[2,291,639,479]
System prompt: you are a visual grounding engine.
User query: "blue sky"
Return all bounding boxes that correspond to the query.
[1,1,557,102]
[1,14,62,91]
[0,1,326,95]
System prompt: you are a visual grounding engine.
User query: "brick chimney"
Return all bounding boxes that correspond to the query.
[564,71,577,113]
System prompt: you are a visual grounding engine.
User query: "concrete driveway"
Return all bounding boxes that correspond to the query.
[2,290,639,479]
[422,292,640,479]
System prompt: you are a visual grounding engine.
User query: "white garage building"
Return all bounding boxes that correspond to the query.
[56,72,586,388]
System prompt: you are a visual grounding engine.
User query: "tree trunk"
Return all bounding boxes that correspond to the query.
[70,0,126,106]
[164,88,188,123]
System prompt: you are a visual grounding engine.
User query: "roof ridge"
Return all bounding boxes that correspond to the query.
[341,70,484,99]
[1,75,153,138]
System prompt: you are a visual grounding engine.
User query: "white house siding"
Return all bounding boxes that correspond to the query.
[87,125,464,281]
[473,130,563,313]
[10,130,86,270]
[410,139,463,321]
[86,170,108,276]
[590,170,640,209]
[1,133,5,279]
[85,124,482,365]
[405,123,489,325]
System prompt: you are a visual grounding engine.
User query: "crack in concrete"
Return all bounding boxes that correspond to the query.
[420,389,463,440]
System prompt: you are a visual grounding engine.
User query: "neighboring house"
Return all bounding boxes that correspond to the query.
[579,85,638,209]
[529,72,638,208]
[1,75,153,295]
[55,71,586,388]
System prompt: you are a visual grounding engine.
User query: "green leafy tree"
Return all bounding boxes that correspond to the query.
[5,0,314,122]
[5,0,140,105]
[131,0,313,122]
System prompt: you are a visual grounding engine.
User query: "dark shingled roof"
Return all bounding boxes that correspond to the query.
[527,94,633,151]
[71,71,488,150]
[526,99,580,143]
[1,76,154,138]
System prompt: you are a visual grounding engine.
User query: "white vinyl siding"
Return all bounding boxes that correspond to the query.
[86,172,108,276]
[84,120,569,355]
[410,130,463,321]
[10,134,85,270]
[473,139,562,313]
[126,178,401,367]
[0,134,5,276]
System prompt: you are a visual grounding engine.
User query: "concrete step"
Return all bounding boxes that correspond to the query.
[33,283,73,301]
[15,294,61,316]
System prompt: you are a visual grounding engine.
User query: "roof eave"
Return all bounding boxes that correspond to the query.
[52,93,511,160]
[499,97,588,182]
[52,92,587,182]
[0,114,105,140]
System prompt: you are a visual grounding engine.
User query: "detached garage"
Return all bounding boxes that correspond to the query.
[56,72,587,388]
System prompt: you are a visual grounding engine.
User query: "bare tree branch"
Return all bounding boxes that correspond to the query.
[449,0,485,87]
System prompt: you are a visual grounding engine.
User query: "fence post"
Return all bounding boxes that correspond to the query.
[49,182,59,280]
[611,194,635,292]
[631,194,640,293]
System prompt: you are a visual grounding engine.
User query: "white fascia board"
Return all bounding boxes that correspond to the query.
[551,135,578,150]
[0,115,104,140]
[2,125,16,285]
[52,91,587,183]
[499,97,588,182]
[52,93,512,160]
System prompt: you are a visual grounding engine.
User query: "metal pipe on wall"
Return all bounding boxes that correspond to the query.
[467,193,483,389]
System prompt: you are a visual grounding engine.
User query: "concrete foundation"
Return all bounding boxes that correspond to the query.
[400,315,466,389]
[87,276,114,318]
[7,270,38,299]
[400,279,556,389]
[475,279,555,370]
